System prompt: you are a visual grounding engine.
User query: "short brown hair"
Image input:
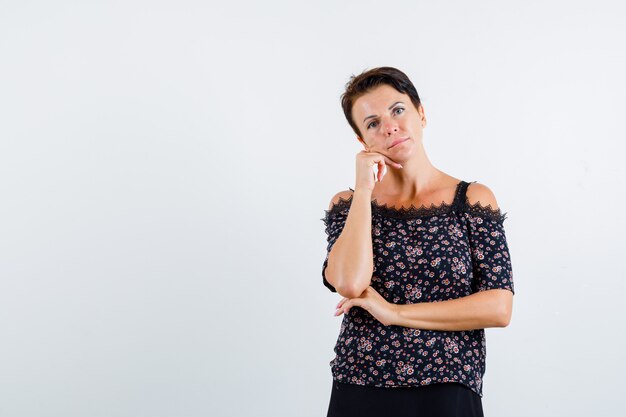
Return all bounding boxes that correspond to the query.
[340,66,422,138]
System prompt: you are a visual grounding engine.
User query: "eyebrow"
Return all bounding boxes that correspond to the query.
[362,101,404,124]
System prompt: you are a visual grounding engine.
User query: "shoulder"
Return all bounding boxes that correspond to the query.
[466,182,499,210]
[328,189,354,210]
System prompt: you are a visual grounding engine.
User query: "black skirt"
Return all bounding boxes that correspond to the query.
[326,380,484,417]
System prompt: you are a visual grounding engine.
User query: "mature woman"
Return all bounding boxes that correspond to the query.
[321,67,515,417]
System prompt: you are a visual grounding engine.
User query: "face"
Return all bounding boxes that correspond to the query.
[351,84,426,159]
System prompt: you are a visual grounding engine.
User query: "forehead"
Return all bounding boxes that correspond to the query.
[352,84,408,116]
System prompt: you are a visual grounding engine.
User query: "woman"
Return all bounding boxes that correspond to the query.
[321,67,515,417]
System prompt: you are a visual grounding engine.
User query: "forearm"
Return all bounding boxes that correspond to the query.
[326,188,374,298]
[392,290,509,331]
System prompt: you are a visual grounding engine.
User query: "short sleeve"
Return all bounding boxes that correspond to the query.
[464,211,515,295]
[320,204,350,293]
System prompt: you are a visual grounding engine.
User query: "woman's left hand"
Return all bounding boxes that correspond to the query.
[335,286,398,326]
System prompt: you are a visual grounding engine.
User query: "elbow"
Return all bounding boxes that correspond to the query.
[496,315,511,328]
[336,283,367,299]
[326,257,372,298]
[495,306,513,328]
[324,268,366,298]
[492,289,513,327]
[334,270,371,298]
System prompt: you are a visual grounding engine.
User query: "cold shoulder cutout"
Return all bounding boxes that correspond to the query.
[327,190,354,211]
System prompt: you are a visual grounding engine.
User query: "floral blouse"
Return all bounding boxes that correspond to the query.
[320,180,514,398]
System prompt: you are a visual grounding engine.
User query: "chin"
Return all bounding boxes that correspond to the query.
[390,145,412,158]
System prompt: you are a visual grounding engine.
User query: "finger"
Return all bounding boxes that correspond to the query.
[336,298,347,309]
[371,151,402,169]
[336,300,350,316]
[371,163,378,183]
[383,155,403,168]
[379,162,387,182]
[371,160,387,182]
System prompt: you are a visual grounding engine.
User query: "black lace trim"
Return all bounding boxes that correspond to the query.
[320,194,353,228]
[370,196,456,219]
[464,199,508,222]
[322,182,507,222]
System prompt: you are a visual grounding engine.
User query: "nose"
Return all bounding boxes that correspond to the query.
[382,120,399,136]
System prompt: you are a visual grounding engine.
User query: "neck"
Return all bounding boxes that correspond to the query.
[379,144,443,199]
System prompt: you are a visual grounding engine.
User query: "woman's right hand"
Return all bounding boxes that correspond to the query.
[355,149,403,192]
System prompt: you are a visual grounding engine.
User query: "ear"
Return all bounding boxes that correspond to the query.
[418,105,427,127]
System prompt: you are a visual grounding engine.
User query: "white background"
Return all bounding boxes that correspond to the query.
[1,1,625,416]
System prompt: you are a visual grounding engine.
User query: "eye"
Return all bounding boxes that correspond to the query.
[367,107,404,129]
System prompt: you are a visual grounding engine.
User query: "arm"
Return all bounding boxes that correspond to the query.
[392,183,513,330]
[391,289,513,331]
[389,182,514,330]
[324,187,374,298]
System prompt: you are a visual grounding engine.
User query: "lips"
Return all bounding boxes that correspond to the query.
[389,138,408,149]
